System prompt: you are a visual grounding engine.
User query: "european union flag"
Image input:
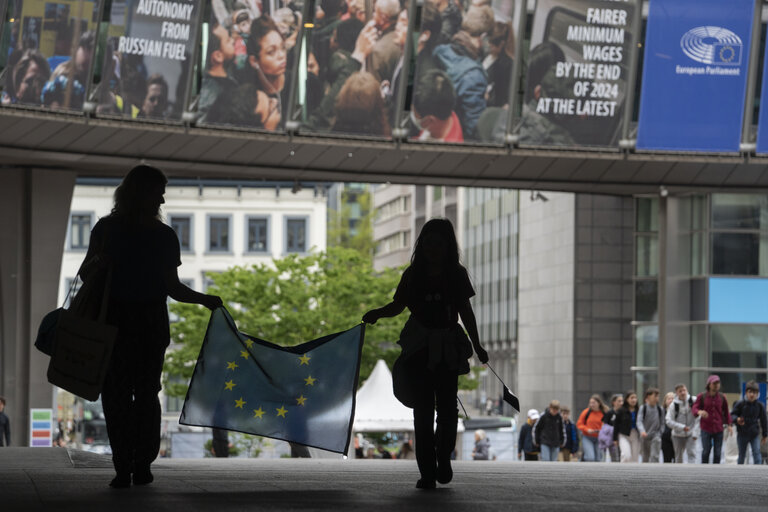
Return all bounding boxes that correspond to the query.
[180,308,364,454]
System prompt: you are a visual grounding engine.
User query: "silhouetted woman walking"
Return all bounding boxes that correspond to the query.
[82,165,221,487]
[363,218,488,489]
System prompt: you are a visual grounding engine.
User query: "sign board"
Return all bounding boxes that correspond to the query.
[30,408,53,447]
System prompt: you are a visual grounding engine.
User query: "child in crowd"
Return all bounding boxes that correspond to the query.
[730,380,768,464]
[577,395,606,461]
[560,406,579,461]
[614,390,640,462]
[518,409,540,461]
[534,400,565,461]
[637,387,663,463]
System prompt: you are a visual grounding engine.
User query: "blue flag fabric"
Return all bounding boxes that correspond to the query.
[180,308,365,454]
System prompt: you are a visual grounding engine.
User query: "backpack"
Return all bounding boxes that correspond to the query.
[674,396,694,420]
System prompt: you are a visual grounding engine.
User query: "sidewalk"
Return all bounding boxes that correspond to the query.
[2,447,767,511]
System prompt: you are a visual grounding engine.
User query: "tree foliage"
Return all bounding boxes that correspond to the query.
[164,247,405,397]
[327,188,375,258]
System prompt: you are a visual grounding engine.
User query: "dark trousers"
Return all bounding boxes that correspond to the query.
[662,427,675,463]
[102,301,169,474]
[410,352,458,482]
[700,430,724,464]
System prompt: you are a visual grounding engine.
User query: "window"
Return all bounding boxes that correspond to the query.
[170,215,193,252]
[634,280,658,321]
[70,213,92,249]
[246,217,269,253]
[635,325,658,367]
[286,217,307,253]
[208,216,230,252]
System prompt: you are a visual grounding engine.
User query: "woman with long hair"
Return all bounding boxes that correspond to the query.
[602,393,623,462]
[82,165,222,487]
[245,16,288,96]
[577,394,607,461]
[362,218,488,489]
[613,389,641,462]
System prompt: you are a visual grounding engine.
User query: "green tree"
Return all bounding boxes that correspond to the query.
[164,247,404,398]
[327,188,375,257]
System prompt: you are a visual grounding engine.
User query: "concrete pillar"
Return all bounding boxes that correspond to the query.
[0,168,76,446]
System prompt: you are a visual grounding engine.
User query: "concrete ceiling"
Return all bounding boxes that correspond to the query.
[3,107,768,195]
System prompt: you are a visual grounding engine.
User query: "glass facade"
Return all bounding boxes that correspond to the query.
[633,194,768,395]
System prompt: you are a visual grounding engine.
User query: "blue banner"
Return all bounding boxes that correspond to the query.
[180,308,364,454]
[636,0,755,152]
[756,38,768,153]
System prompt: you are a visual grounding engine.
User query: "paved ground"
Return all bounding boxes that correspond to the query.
[2,448,767,511]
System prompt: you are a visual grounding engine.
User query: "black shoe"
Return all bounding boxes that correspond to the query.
[109,473,131,488]
[415,479,436,490]
[436,458,452,484]
[133,468,154,485]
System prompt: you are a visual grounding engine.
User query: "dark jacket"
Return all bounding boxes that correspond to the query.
[613,407,636,441]
[534,410,565,448]
[731,399,768,439]
[564,420,579,452]
[603,408,618,427]
[518,422,536,454]
[693,392,731,434]
[433,31,488,140]
[485,52,513,108]
[0,411,9,446]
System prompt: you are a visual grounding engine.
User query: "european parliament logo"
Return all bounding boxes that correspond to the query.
[680,26,742,66]
[180,308,365,454]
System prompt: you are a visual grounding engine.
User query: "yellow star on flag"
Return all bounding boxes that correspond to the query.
[244,339,254,348]
[226,361,238,370]
[224,380,236,390]
[298,354,311,365]
[240,350,249,360]
[235,397,246,409]
[296,395,308,406]
[253,407,265,419]
[276,405,288,418]
[304,375,317,386]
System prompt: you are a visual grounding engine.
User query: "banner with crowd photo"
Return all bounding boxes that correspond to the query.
[297,0,410,139]
[517,0,637,149]
[636,0,755,153]
[94,0,202,121]
[195,0,303,131]
[405,0,523,144]
[1,0,101,111]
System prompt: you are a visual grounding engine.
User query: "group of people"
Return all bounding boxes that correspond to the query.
[1,30,96,111]
[518,376,768,465]
[303,0,517,142]
[198,0,302,128]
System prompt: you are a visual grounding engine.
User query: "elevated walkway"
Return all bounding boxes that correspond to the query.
[2,447,766,511]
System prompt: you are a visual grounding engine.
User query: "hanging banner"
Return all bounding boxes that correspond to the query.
[196,0,301,131]
[517,0,637,149]
[755,37,768,153]
[1,0,100,110]
[299,0,410,139]
[94,0,202,121]
[406,0,523,144]
[636,0,755,153]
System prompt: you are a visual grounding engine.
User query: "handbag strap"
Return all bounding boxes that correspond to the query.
[96,265,113,324]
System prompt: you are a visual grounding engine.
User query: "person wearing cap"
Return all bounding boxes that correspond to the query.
[518,409,540,461]
[692,374,733,464]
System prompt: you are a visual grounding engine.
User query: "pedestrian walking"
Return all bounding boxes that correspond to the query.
[730,380,768,465]
[85,165,222,487]
[518,409,540,461]
[560,406,579,462]
[577,395,607,462]
[692,374,733,464]
[614,390,640,462]
[362,218,488,489]
[0,396,9,447]
[637,387,663,463]
[534,400,565,461]
[666,384,698,463]
[601,394,622,462]
[661,391,675,463]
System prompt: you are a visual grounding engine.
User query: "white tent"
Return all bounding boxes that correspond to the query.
[353,359,413,432]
